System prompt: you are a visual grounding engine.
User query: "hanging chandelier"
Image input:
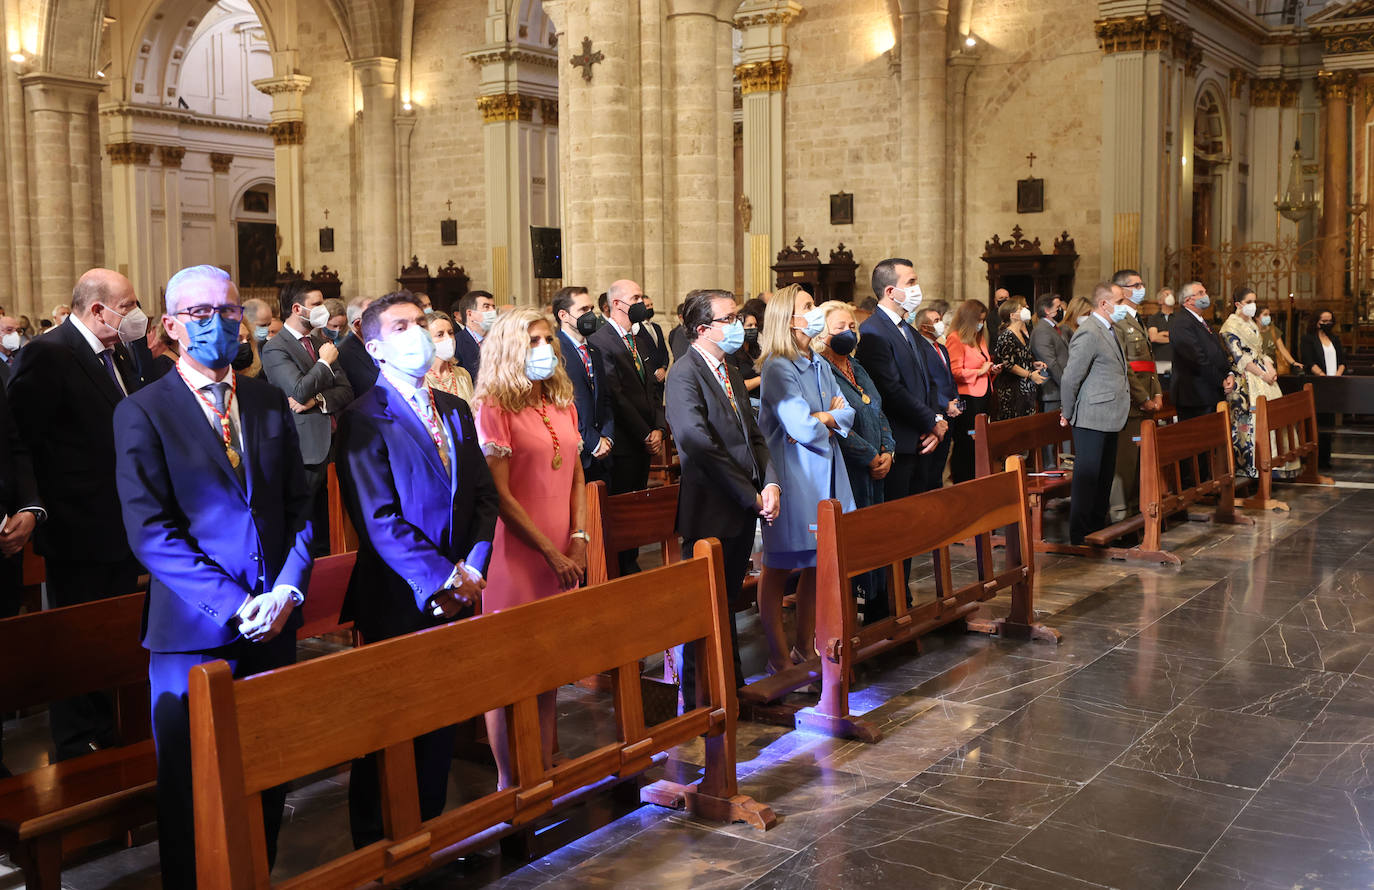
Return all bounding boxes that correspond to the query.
[1275,140,1317,222]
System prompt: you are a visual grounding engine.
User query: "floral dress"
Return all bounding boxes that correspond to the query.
[992,328,1038,420]
[1220,313,1297,479]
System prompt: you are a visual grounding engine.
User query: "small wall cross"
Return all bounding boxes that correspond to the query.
[570,37,604,83]
[1026,152,1037,169]
[323,208,330,221]
[445,199,453,214]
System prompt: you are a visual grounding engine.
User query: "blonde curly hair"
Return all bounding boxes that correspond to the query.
[473,308,574,413]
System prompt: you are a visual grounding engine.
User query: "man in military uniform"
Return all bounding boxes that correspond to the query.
[1110,270,1163,521]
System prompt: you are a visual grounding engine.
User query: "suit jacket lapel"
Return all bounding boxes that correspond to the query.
[171,375,247,495]
[65,327,125,407]
[378,378,449,482]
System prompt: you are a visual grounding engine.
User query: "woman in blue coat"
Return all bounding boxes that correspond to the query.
[757,285,857,674]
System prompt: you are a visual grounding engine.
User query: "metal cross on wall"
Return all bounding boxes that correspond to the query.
[570,37,603,82]
[1026,152,1037,169]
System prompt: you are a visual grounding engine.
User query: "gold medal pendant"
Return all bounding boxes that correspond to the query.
[862,394,871,404]
[552,454,563,470]
[226,446,241,469]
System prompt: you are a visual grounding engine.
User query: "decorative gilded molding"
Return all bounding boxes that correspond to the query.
[252,74,312,96]
[1094,13,1192,55]
[209,152,234,173]
[267,120,305,145]
[734,10,801,29]
[1250,78,1300,107]
[477,93,537,123]
[158,145,185,168]
[1229,69,1249,99]
[465,47,558,70]
[538,97,558,125]
[1184,45,1204,78]
[106,141,154,165]
[1317,69,1359,103]
[735,59,790,94]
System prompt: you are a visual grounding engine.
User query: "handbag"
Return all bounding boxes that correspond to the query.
[640,649,680,727]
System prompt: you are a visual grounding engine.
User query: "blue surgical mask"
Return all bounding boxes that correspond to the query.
[797,307,825,338]
[525,342,558,380]
[1194,294,1211,310]
[1260,314,1272,327]
[828,330,858,356]
[423,307,435,316]
[1110,304,1130,323]
[1130,286,1146,305]
[716,320,745,354]
[183,315,242,369]
[376,324,435,378]
[254,325,271,342]
[322,328,340,343]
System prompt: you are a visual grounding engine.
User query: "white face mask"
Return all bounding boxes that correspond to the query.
[1163,294,1176,307]
[433,336,455,362]
[896,284,923,313]
[1018,307,1032,323]
[373,324,435,378]
[1,332,20,352]
[933,320,946,337]
[525,341,558,380]
[1077,314,1091,325]
[1240,302,1257,318]
[976,321,985,332]
[307,305,330,329]
[104,305,149,344]
[479,309,497,332]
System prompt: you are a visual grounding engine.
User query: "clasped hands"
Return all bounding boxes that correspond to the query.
[236,587,298,643]
[429,562,486,619]
[545,536,587,591]
[0,511,36,558]
[289,396,319,414]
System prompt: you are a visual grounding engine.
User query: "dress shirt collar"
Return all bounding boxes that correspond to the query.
[691,342,725,372]
[1186,306,1207,325]
[878,301,905,328]
[68,312,109,355]
[176,355,234,391]
[1093,312,1113,330]
[562,326,586,346]
[466,325,484,344]
[380,365,430,405]
[607,317,632,340]
[1042,317,1057,328]
[287,322,312,342]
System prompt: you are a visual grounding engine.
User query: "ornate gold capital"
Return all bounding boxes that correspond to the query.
[735,59,790,95]
[1094,13,1192,56]
[1250,78,1300,107]
[158,145,185,168]
[538,96,558,126]
[267,120,304,145]
[477,92,536,123]
[1317,70,1358,104]
[209,152,234,173]
[106,141,154,165]
[1229,69,1248,99]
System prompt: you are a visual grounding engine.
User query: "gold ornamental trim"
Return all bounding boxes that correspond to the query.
[158,145,185,168]
[735,59,790,95]
[538,97,558,126]
[106,141,154,165]
[1094,13,1193,55]
[1250,78,1300,107]
[1317,70,1359,103]
[209,152,234,173]
[267,120,304,145]
[1229,69,1248,99]
[477,92,537,123]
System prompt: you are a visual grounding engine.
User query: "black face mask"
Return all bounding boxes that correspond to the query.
[1319,321,1334,331]
[644,307,655,320]
[1053,308,1064,323]
[828,330,858,356]
[574,310,599,337]
[627,302,651,325]
[231,340,254,371]
[743,327,759,343]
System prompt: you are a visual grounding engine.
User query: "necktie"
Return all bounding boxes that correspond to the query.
[623,332,645,380]
[205,383,245,482]
[713,360,742,421]
[300,335,318,361]
[101,349,124,393]
[413,390,451,476]
[577,344,594,380]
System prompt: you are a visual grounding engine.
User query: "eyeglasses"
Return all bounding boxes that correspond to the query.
[176,304,245,322]
[711,314,740,325]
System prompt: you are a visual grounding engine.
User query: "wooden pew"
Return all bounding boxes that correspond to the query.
[1242,383,1334,512]
[648,434,681,488]
[296,551,359,645]
[741,458,1059,742]
[1084,405,1253,562]
[325,464,359,556]
[0,593,156,890]
[974,411,1073,553]
[190,541,776,889]
[585,481,681,585]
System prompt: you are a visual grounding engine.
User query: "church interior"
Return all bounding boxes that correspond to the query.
[2,0,1374,888]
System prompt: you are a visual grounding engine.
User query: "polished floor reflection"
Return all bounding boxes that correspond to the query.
[4,436,1374,889]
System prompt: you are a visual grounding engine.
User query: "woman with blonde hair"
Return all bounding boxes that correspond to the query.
[424,310,475,403]
[1062,295,1095,335]
[473,308,587,789]
[756,285,856,673]
[945,299,996,481]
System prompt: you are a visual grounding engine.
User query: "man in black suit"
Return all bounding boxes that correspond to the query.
[669,301,690,361]
[855,258,945,503]
[0,379,42,777]
[8,268,150,760]
[666,289,778,704]
[260,279,354,555]
[338,296,378,395]
[452,289,495,380]
[588,279,666,573]
[336,291,497,848]
[553,286,615,484]
[1170,281,1235,423]
[639,294,670,385]
[913,304,960,491]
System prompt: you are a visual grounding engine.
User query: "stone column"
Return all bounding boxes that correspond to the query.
[476,93,535,301]
[587,1,640,288]
[913,0,950,297]
[948,53,976,303]
[106,141,156,301]
[20,73,105,314]
[351,58,400,298]
[395,113,416,271]
[1318,69,1355,301]
[735,0,801,299]
[159,146,186,286]
[209,153,235,272]
[253,73,311,272]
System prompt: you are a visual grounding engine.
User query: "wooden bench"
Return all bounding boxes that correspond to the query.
[190,540,775,888]
[1084,406,1253,563]
[974,411,1074,553]
[1242,383,1334,513]
[0,593,156,890]
[585,481,682,584]
[325,464,359,556]
[741,458,1059,742]
[296,551,359,645]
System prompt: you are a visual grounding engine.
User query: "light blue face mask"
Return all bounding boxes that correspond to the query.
[798,307,825,338]
[716,320,744,354]
[1194,294,1211,310]
[525,341,558,380]
[1110,304,1130,323]
[377,324,435,378]
[1130,286,1146,305]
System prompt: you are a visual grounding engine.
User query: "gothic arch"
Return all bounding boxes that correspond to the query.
[1193,81,1231,164]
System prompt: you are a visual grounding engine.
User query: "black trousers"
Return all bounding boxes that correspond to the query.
[303,461,331,557]
[679,530,753,709]
[1176,403,1217,483]
[349,726,458,849]
[583,456,612,485]
[608,449,650,575]
[1317,413,1335,468]
[883,452,921,503]
[949,395,989,483]
[150,632,296,889]
[0,551,21,774]
[46,556,143,760]
[1069,426,1118,546]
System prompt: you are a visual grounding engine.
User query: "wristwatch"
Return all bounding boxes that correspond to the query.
[283,587,305,607]
[570,530,590,542]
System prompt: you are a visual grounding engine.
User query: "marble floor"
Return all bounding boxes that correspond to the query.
[4,430,1374,889]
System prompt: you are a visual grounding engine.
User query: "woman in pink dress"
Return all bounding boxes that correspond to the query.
[473,308,587,789]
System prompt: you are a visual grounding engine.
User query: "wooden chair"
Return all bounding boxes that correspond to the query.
[0,593,156,890]
[974,411,1073,553]
[190,541,776,889]
[1085,405,1253,562]
[648,433,681,488]
[741,458,1059,741]
[1243,383,1334,512]
[325,464,359,555]
[295,551,360,644]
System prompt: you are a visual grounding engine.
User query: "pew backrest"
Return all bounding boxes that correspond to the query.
[296,551,358,641]
[585,481,681,584]
[1255,383,1319,471]
[974,411,1070,477]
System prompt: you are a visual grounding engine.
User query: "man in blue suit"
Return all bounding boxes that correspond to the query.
[855,257,946,504]
[913,303,960,491]
[452,289,495,380]
[553,286,614,484]
[114,265,314,889]
[335,290,498,848]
